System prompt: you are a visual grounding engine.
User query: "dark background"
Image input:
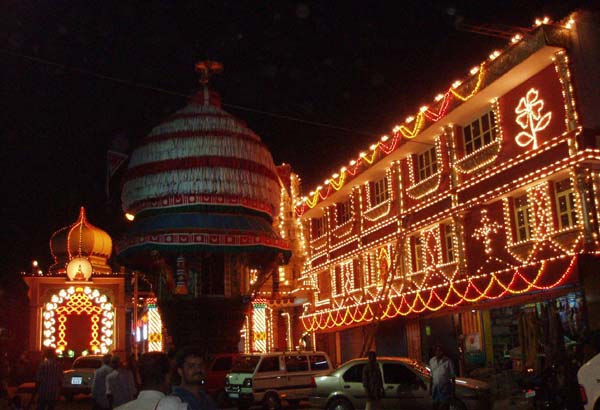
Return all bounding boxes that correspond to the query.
[0,0,587,276]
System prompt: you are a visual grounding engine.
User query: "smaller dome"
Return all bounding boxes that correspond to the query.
[49,207,113,275]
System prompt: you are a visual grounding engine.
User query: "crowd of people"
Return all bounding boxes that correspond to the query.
[28,347,218,410]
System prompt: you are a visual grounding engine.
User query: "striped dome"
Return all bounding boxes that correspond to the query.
[121,87,281,220]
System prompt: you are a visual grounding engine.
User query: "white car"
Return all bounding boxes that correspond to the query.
[225,351,332,410]
[62,355,103,400]
[579,352,600,410]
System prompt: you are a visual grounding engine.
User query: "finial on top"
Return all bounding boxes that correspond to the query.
[195,61,224,85]
[78,206,87,223]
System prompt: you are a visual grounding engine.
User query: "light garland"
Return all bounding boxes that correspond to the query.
[296,64,485,213]
[301,255,577,331]
[295,17,582,213]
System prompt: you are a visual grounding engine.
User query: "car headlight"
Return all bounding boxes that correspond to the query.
[243,378,252,387]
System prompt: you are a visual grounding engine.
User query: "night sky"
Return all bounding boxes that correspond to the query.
[1,0,587,275]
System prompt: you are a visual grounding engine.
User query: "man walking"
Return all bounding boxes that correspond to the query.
[429,345,456,410]
[106,356,137,409]
[172,348,217,410]
[92,354,113,410]
[362,351,384,410]
[34,349,63,410]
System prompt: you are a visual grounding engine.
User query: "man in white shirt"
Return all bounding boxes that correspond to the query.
[92,354,113,410]
[429,345,456,410]
[115,352,187,410]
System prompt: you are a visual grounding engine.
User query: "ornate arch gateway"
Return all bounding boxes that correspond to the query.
[42,286,114,355]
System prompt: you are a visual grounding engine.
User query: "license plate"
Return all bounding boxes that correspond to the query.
[71,377,82,385]
[229,393,239,398]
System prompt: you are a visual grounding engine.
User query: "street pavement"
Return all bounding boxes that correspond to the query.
[8,392,523,410]
[9,388,524,410]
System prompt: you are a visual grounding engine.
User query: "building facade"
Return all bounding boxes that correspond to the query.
[294,10,600,371]
[24,208,127,358]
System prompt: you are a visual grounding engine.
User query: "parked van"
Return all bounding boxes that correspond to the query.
[204,353,240,406]
[225,351,332,409]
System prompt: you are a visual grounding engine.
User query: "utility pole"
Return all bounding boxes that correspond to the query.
[133,271,139,359]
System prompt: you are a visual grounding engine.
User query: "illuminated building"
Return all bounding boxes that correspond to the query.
[117,62,293,353]
[23,208,126,357]
[293,11,600,368]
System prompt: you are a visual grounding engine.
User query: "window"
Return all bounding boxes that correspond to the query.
[232,355,260,372]
[382,363,418,385]
[317,271,331,299]
[463,110,497,155]
[211,356,233,372]
[73,358,103,369]
[443,224,455,262]
[337,200,352,225]
[372,177,389,206]
[257,356,280,372]
[285,355,308,372]
[332,266,343,296]
[417,147,438,181]
[413,236,424,272]
[342,364,366,383]
[309,355,330,371]
[313,216,326,238]
[555,179,578,229]
[364,253,376,286]
[340,260,360,291]
[514,194,532,242]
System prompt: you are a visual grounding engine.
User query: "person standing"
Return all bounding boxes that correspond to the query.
[172,348,217,410]
[34,348,63,410]
[91,354,113,410]
[362,351,384,410]
[114,352,187,410]
[429,345,456,410]
[106,356,137,409]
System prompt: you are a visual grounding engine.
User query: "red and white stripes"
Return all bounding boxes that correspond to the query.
[122,89,281,218]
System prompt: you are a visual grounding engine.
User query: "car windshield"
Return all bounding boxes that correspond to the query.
[406,360,431,377]
[231,355,260,373]
[73,358,102,369]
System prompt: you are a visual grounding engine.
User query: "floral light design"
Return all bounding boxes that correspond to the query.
[515,88,552,149]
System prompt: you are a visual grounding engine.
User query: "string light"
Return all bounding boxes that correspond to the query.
[297,37,597,332]
[515,88,553,149]
[295,16,584,213]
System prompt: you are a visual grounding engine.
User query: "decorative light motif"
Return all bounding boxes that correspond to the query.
[251,299,273,353]
[66,257,93,281]
[472,209,502,255]
[147,298,163,352]
[43,287,114,354]
[515,88,552,149]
